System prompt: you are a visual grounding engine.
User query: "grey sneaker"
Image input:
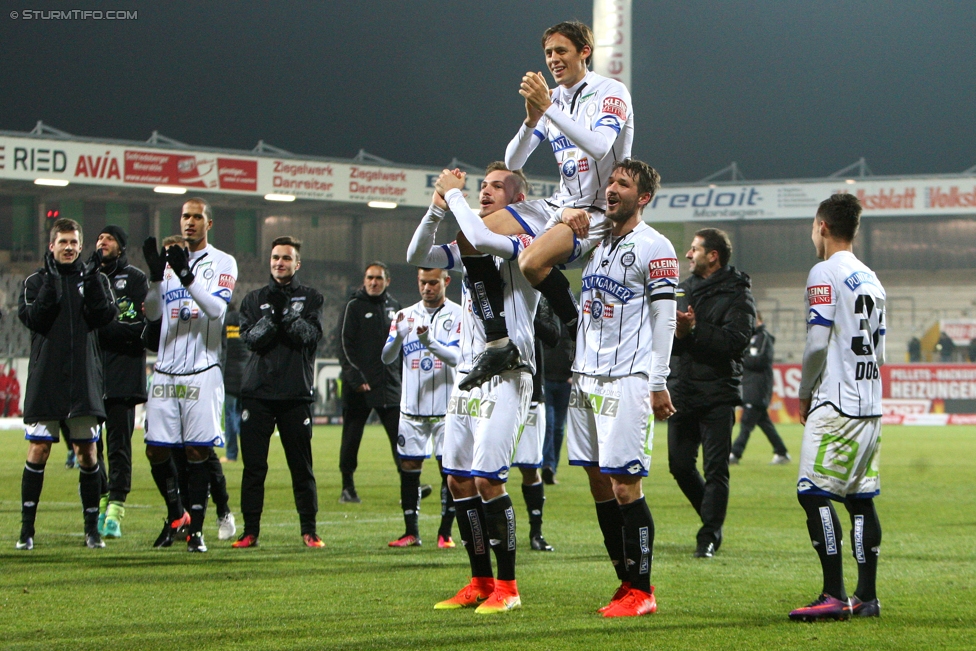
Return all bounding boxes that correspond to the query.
[217,512,237,540]
[339,487,361,504]
[771,453,792,465]
[85,531,106,549]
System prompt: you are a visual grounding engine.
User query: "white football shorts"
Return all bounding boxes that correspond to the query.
[567,373,653,476]
[443,368,532,481]
[512,402,545,468]
[797,405,881,499]
[145,365,225,448]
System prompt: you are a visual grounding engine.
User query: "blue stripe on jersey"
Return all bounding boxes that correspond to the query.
[440,244,455,269]
[532,129,545,141]
[505,205,536,237]
[807,309,833,327]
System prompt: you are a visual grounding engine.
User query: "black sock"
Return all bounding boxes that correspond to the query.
[20,461,45,538]
[186,460,210,535]
[521,481,545,538]
[462,255,509,341]
[438,473,456,539]
[96,441,109,495]
[341,472,355,491]
[79,463,102,534]
[619,497,654,593]
[207,451,230,518]
[595,498,628,582]
[400,470,421,537]
[483,494,516,582]
[533,268,579,327]
[799,493,847,600]
[455,496,493,579]
[846,498,881,602]
[150,457,184,521]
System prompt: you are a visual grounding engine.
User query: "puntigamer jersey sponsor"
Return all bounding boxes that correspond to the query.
[155,244,237,375]
[575,222,678,378]
[805,250,887,417]
[522,71,634,210]
[389,299,462,416]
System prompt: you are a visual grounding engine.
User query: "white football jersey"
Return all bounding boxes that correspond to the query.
[418,238,540,375]
[805,251,886,418]
[574,222,678,380]
[154,244,237,375]
[509,71,634,211]
[388,298,462,417]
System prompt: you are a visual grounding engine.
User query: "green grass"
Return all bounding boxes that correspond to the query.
[1,423,974,650]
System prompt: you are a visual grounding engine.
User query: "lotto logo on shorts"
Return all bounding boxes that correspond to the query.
[808,284,832,305]
[602,96,628,118]
[152,384,200,400]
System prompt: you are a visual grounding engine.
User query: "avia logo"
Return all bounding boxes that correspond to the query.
[74,151,121,179]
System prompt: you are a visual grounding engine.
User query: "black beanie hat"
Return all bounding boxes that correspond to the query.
[99,225,128,252]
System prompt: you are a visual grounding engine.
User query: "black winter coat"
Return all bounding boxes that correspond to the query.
[742,324,775,407]
[97,253,149,404]
[668,265,756,410]
[222,308,249,396]
[18,259,118,422]
[239,275,323,402]
[337,288,401,408]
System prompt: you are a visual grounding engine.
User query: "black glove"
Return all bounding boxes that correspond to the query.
[84,249,103,278]
[43,251,63,300]
[166,245,194,287]
[267,288,289,323]
[143,237,166,282]
[44,250,60,279]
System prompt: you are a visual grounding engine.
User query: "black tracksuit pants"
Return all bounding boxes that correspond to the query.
[731,404,789,458]
[338,390,400,489]
[668,403,735,546]
[240,398,319,536]
[94,399,136,502]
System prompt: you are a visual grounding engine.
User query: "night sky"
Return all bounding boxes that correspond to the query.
[2,1,974,184]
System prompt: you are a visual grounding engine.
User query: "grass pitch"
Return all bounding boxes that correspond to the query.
[1,423,974,650]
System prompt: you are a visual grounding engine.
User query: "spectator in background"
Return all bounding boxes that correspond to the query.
[93,225,149,539]
[541,302,574,485]
[908,337,922,363]
[729,311,790,466]
[221,302,248,463]
[336,262,405,504]
[937,331,955,362]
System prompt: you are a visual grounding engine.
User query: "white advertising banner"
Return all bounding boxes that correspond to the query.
[0,135,559,210]
[645,177,976,222]
[593,0,631,88]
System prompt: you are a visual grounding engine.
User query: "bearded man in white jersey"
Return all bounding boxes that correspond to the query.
[382,267,463,549]
[567,159,678,617]
[789,193,886,622]
[142,198,238,553]
[457,20,635,389]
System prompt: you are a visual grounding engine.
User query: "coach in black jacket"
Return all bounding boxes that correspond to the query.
[234,236,325,548]
[94,225,148,538]
[336,261,402,503]
[667,228,755,558]
[17,218,117,550]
